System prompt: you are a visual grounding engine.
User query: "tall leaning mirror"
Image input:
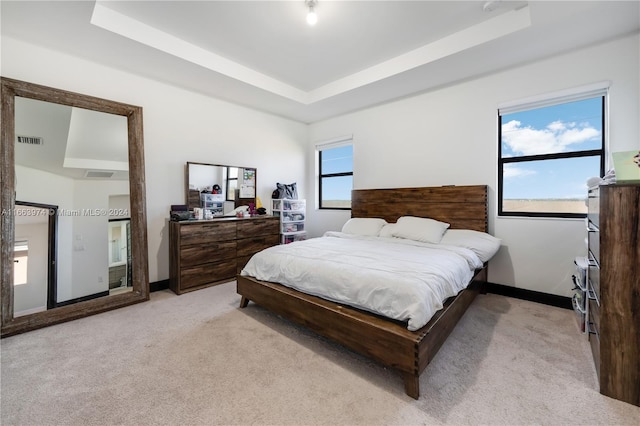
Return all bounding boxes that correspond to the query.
[1,77,149,337]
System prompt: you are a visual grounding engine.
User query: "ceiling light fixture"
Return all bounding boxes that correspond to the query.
[306,0,318,26]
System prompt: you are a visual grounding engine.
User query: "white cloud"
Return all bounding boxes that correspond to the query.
[503,164,536,178]
[502,119,600,156]
[547,120,567,132]
[558,127,600,145]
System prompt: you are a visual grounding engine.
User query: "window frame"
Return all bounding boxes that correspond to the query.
[225,166,237,202]
[498,92,606,219]
[317,137,353,210]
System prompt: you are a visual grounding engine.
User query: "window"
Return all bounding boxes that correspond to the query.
[498,85,606,218]
[317,137,353,209]
[13,240,29,286]
[226,167,238,201]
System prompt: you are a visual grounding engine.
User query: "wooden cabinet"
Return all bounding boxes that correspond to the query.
[586,183,640,406]
[169,216,279,294]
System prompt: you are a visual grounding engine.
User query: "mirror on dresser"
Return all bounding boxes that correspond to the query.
[185,161,257,217]
[1,77,149,337]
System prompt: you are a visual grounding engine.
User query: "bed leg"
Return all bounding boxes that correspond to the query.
[402,372,420,400]
[239,296,249,308]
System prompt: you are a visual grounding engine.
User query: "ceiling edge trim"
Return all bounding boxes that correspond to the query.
[89,2,530,107]
[90,1,309,104]
[307,5,532,103]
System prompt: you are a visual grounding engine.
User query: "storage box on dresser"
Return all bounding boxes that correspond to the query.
[169,216,279,294]
[586,183,640,406]
[272,199,307,244]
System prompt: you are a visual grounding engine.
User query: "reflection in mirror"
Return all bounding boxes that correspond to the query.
[186,162,257,217]
[108,217,131,295]
[1,77,149,337]
[15,97,131,307]
[13,202,56,317]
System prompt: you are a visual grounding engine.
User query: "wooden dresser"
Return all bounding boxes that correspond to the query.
[586,183,640,406]
[169,216,279,294]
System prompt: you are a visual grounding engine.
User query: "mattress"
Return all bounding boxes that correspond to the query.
[241,232,484,331]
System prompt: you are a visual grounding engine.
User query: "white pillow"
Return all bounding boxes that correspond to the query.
[392,216,450,244]
[440,229,502,262]
[378,223,398,238]
[341,218,388,236]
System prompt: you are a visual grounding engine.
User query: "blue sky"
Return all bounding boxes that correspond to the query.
[321,145,353,201]
[501,97,603,199]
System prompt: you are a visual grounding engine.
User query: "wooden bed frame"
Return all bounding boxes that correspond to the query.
[237,185,488,399]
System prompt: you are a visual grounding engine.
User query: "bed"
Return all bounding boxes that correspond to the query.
[236,185,493,399]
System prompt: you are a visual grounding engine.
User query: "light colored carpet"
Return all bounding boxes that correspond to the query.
[1,281,638,425]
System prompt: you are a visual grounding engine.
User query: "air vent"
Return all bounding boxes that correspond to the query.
[17,135,44,145]
[84,170,115,179]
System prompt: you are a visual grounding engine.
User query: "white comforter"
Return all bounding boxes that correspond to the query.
[241,232,484,331]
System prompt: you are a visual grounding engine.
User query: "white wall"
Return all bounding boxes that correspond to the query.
[14,221,48,314]
[15,165,74,301]
[2,36,309,283]
[307,34,639,297]
[71,179,130,298]
[15,166,131,301]
[108,194,130,220]
[4,33,638,297]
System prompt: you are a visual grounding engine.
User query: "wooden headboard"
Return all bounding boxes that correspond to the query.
[351,185,488,232]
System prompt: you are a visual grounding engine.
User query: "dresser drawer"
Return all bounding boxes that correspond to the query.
[588,263,600,304]
[587,187,599,229]
[588,230,600,265]
[236,232,280,273]
[179,221,237,245]
[588,297,601,378]
[180,241,236,267]
[237,217,279,238]
[589,328,601,380]
[589,298,600,336]
[237,234,280,257]
[179,259,237,289]
[237,255,253,273]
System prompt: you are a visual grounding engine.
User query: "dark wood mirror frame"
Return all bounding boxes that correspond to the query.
[1,77,149,337]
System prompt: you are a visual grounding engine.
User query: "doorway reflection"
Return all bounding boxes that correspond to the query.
[108,218,132,295]
[13,202,57,317]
